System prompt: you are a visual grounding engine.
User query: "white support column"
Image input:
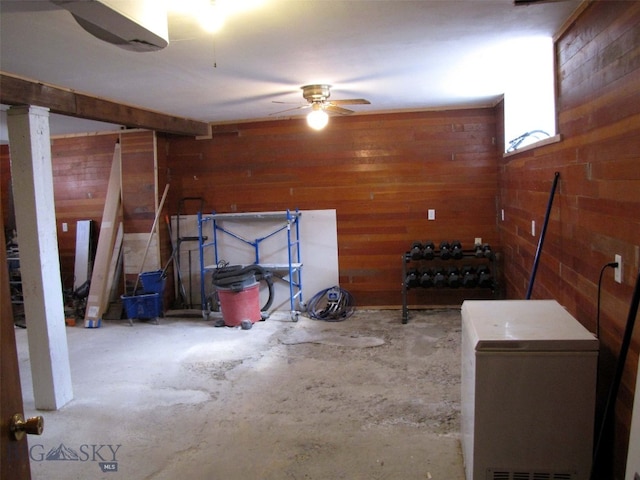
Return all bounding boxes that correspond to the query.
[7,106,73,410]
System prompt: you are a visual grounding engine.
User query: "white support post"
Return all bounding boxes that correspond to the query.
[7,106,73,410]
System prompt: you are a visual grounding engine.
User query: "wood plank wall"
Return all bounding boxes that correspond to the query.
[156,135,173,303]
[0,145,14,235]
[120,130,160,291]
[498,2,640,477]
[1,2,635,473]
[46,133,119,289]
[162,108,501,307]
[1,131,161,294]
[121,131,157,234]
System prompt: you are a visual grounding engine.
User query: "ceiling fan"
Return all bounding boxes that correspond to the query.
[272,84,370,130]
[513,0,569,4]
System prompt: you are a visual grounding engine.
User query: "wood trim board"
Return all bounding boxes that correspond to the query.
[84,143,122,327]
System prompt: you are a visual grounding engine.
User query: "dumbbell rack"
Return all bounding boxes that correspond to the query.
[401,243,498,324]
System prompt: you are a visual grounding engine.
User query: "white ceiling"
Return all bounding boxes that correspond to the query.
[0,0,582,142]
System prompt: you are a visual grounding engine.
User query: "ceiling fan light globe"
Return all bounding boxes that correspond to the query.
[199,3,226,32]
[307,109,329,130]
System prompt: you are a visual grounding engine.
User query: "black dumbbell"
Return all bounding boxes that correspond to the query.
[447,267,461,288]
[482,243,493,259]
[474,243,484,258]
[405,268,420,288]
[439,241,451,260]
[423,241,435,260]
[477,266,493,288]
[410,241,423,260]
[451,240,463,259]
[461,265,478,288]
[420,269,434,288]
[433,267,446,288]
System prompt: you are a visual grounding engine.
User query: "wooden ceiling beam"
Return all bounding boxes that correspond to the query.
[0,72,210,137]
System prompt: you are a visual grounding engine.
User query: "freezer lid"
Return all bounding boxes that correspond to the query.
[462,300,599,352]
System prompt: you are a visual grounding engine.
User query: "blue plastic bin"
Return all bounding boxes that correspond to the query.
[121,293,161,325]
[138,270,165,316]
[139,270,166,294]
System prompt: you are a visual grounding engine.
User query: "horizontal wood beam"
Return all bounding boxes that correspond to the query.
[0,72,210,137]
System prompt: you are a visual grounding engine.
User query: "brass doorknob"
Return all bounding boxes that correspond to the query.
[10,413,44,441]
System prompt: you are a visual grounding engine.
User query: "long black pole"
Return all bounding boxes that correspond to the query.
[590,269,640,479]
[526,171,560,299]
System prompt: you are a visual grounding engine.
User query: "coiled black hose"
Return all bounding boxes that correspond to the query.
[307,286,355,322]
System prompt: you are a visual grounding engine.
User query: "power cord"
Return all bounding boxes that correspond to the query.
[506,129,550,152]
[595,261,618,337]
[307,286,355,322]
[591,269,640,480]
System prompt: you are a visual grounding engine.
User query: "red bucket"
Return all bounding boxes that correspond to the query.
[217,282,261,327]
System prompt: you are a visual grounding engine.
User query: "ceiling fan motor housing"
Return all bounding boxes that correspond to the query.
[302,84,332,103]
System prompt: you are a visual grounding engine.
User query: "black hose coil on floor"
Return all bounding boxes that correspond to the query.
[307,286,355,322]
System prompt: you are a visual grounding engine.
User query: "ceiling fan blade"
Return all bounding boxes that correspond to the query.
[325,104,355,115]
[270,104,310,116]
[514,0,567,4]
[330,99,371,106]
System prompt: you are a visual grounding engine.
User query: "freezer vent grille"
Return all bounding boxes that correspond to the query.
[487,470,575,480]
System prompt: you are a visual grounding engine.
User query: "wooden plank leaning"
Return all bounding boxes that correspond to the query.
[84,143,122,328]
[132,183,170,294]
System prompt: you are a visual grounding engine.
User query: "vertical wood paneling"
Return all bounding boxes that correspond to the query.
[121,131,157,233]
[51,133,120,288]
[165,108,501,307]
[1,132,160,291]
[0,145,14,234]
[500,2,640,477]
[120,131,159,290]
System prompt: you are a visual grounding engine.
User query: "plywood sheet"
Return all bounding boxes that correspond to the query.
[106,223,123,300]
[123,232,160,275]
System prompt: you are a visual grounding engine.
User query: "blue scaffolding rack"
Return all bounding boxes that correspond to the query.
[198,210,303,321]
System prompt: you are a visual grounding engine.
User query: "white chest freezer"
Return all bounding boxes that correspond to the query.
[461,300,599,480]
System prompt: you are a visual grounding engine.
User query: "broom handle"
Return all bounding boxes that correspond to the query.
[526,171,560,299]
[134,183,170,292]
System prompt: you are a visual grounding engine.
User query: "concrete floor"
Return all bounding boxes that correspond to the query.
[16,308,465,480]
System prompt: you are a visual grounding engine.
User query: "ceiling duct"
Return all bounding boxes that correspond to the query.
[52,0,169,52]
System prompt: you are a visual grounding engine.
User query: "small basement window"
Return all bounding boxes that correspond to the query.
[503,36,557,153]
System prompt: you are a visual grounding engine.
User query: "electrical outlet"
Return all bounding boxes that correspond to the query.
[614,254,622,283]
[531,220,536,236]
[428,209,436,221]
[475,237,482,245]
[501,209,505,221]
